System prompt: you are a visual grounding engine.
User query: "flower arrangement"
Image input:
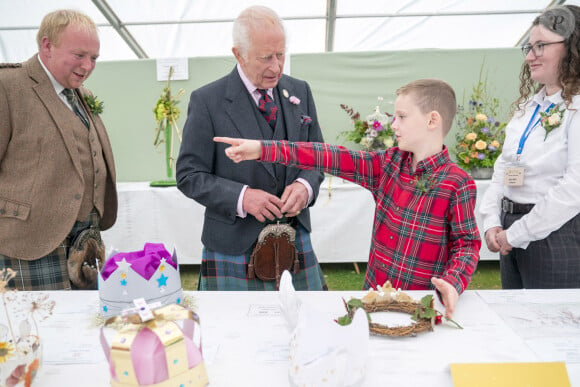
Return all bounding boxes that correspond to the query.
[454,76,507,171]
[84,94,104,117]
[340,98,396,151]
[540,104,565,140]
[0,268,54,387]
[152,66,185,185]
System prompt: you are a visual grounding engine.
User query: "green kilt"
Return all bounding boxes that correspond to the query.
[0,211,100,290]
[199,224,327,290]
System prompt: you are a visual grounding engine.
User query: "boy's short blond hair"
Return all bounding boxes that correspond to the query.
[396,79,457,135]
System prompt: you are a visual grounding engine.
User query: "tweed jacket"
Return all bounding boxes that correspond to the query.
[0,56,117,260]
[176,68,325,255]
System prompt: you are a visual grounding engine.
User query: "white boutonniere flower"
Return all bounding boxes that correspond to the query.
[540,104,566,140]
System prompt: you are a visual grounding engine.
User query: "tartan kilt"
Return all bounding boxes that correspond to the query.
[199,224,327,290]
[0,211,100,290]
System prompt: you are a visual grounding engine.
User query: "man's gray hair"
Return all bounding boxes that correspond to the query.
[232,6,286,60]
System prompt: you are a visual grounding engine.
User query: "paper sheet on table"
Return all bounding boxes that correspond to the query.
[450,362,571,387]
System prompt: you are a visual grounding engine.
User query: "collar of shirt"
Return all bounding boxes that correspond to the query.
[402,146,450,175]
[37,54,66,96]
[236,63,274,105]
[532,86,563,108]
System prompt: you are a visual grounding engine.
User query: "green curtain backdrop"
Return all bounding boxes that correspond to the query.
[85,48,523,182]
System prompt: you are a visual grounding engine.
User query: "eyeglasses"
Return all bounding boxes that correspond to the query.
[521,41,565,57]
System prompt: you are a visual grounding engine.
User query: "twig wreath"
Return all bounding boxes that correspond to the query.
[336,281,462,337]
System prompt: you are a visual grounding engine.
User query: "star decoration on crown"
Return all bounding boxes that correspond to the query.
[115,258,132,272]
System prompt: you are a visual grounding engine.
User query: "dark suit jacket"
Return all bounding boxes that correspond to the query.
[176,68,324,255]
[0,56,117,259]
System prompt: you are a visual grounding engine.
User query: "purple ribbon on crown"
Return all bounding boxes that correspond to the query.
[101,243,177,281]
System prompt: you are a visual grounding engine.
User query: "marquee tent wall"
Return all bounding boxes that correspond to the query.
[84,48,522,181]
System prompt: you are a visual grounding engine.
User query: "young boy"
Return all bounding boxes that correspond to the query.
[215,79,480,318]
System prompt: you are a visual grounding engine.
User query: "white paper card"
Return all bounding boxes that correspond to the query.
[156,58,189,81]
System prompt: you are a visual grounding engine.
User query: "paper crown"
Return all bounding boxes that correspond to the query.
[100,302,208,387]
[99,243,183,318]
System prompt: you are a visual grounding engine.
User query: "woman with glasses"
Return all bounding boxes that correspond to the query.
[480,5,580,289]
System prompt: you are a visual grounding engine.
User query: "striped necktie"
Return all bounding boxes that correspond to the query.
[62,88,90,129]
[257,89,277,130]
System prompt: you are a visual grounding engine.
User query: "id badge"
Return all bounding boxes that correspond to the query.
[504,167,524,186]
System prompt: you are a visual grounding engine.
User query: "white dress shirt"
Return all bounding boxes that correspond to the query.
[479,87,580,248]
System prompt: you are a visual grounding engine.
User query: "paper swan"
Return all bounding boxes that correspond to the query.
[278,270,369,386]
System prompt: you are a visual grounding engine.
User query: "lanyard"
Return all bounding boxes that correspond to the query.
[516,103,554,160]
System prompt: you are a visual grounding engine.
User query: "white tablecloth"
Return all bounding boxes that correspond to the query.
[102,178,495,264]
[37,289,580,386]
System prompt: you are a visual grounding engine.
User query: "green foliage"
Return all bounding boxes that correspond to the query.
[84,94,104,116]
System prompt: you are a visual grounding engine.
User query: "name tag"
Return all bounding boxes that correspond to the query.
[504,167,524,186]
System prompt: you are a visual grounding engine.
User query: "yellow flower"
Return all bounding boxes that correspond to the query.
[465,132,477,141]
[383,138,395,148]
[475,113,487,121]
[475,140,487,150]
[491,140,500,147]
[154,103,166,121]
[0,341,14,363]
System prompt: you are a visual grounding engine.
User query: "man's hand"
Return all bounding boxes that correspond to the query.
[495,230,513,256]
[280,182,308,217]
[214,137,261,163]
[243,188,284,222]
[484,226,503,253]
[431,277,459,320]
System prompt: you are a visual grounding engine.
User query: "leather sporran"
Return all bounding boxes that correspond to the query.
[67,227,105,289]
[248,223,300,289]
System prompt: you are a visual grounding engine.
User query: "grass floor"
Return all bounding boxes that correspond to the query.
[179,260,501,290]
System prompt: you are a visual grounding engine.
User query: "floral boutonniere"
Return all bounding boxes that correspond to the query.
[539,104,565,140]
[282,88,300,105]
[413,174,436,194]
[84,94,104,117]
[300,115,312,126]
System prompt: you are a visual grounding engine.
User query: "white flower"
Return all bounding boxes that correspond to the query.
[282,89,289,98]
[383,138,395,148]
[548,113,561,126]
[360,137,372,148]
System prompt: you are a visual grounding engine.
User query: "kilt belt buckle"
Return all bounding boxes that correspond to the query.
[501,198,514,213]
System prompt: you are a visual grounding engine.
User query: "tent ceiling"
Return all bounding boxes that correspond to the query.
[1,0,578,62]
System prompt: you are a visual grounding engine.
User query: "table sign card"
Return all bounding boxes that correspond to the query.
[450,361,570,387]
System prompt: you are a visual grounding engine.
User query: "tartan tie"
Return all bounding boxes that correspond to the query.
[257,89,277,129]
[62,88,90,129]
